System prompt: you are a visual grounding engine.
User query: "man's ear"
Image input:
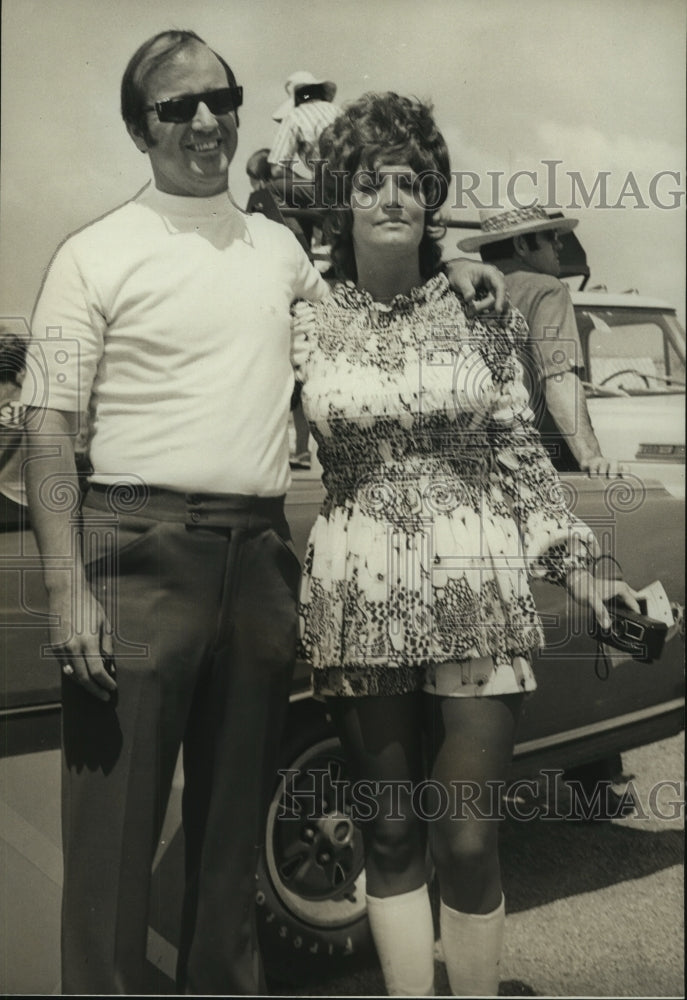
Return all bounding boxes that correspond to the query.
[513,234,528,259]
[126,122,149,153]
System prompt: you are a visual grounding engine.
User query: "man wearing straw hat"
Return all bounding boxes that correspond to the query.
[458,204,613,475]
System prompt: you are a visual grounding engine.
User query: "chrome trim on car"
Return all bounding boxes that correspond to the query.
[0,701,62,719]
[513,698,685,756]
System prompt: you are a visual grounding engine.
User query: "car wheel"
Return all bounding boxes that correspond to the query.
[562,754,638,820]
[256,721,374,986]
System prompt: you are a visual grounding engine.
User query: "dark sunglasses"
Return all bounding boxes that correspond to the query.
[144,86,243,123]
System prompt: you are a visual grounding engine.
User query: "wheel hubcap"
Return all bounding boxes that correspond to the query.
[264,738,367,927]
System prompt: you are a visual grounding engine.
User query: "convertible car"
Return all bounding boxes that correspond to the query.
[0,283,684,986]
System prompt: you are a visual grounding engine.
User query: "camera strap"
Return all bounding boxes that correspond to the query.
[592,555,623,680]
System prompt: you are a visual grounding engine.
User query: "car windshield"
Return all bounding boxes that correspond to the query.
[575,306,686,396]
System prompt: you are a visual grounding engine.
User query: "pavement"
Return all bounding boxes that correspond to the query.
[0,747,182,996]
[1,735,683,997]
[292,734,685,998]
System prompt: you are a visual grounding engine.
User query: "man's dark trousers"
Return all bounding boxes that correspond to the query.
[60,487,301,995]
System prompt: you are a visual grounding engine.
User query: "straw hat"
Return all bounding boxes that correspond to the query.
[272,70,337,122]
[457,204,578,252]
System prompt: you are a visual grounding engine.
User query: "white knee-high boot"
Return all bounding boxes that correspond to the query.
[439,894,505,997]
[366,884,435,996]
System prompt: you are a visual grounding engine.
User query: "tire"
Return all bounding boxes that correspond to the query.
[563,753,624,785]
[561,753,638,820]
[257,711,374,986]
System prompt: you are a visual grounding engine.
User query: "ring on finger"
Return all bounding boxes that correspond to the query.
[62,663,75,677]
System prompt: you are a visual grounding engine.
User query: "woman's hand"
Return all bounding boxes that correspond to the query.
[444,258,507,316]
[567,568,641,630]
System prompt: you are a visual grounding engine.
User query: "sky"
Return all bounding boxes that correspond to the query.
[1,0,685,334]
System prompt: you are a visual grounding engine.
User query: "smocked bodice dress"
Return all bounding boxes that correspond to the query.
[292,274,594,697]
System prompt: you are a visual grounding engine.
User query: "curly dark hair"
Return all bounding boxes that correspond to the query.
[317,92,451,282]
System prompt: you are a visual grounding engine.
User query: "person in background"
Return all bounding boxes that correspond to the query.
[0,328,29,529]
[289,387,313,470]
[267,71,341,469]
[245,148,315,470]
[263,71,331,468]
[267,69,340,252]
[458,205,614,475]
[291,92,639,997]
[245,146,272,190]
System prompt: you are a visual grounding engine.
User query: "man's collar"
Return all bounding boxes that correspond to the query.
[140,183,240,219]
[487,256,544,277]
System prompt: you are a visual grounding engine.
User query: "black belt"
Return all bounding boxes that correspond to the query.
[84,482,289,533]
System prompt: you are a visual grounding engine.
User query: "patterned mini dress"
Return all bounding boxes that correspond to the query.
[292,273,594,699]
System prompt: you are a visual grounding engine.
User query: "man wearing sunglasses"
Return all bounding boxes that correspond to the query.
[266,69,340,255]
[21,28,507,997]
[459,203,613,477]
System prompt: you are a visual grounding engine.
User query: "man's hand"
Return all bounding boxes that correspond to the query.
[567,568,640,630]
[580,453,619,478]
[444,258,507,316]
[49,580,116,702]
[23,407,116,702]
[291,329,311,371]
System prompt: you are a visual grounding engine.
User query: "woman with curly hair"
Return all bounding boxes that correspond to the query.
[291,92,638,996]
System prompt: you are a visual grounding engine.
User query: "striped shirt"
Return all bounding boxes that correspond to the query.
[268,101,340,179]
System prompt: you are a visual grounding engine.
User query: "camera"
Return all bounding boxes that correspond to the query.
[593,580,676,664]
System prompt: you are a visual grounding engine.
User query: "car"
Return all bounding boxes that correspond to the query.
[574,290,685,491]
[1,288,684,988]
